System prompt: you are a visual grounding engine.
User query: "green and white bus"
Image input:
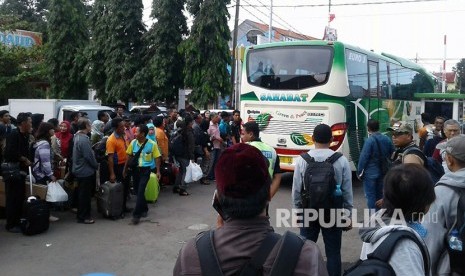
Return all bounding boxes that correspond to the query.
[239,40,438,171]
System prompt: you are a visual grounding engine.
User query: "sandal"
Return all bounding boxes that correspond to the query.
[78,219,95,224]
[179,189,190,196]
[173,187,181,194]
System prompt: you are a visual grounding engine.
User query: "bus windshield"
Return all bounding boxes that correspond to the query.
[246,46,333,90]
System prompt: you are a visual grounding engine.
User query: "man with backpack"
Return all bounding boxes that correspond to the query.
[292,124,353,276]
[174,143,328,276]
[423,135,465,275]
[388,121,444,181]
[357,119,395,211]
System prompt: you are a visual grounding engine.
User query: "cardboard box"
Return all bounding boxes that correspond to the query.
[25,182,47,199]
[0,177,47,207]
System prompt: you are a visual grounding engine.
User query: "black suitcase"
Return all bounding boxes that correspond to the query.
[97,181,124,219]
[20,166,50,235]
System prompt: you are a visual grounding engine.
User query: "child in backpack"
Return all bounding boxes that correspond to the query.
[358,164,435,276]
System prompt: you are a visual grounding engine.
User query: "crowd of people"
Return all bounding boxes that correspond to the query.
[1,107,465,276]
[0,107,244,229]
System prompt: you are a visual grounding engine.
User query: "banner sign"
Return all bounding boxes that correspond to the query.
[0,30,43,47]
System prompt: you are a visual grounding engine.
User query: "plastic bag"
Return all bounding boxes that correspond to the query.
[191,163,203,182]
[184,162,193,183]
[46,181,69,202]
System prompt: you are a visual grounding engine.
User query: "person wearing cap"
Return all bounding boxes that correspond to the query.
[241,121,281,198]
[423,135,465,275]
[432,119,461,174]
[387,121,424,166]
[292,123,353,276]
[173,143,329,275]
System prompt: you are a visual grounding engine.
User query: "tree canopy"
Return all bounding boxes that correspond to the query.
[45,0,89,99]
[183,0,232,108]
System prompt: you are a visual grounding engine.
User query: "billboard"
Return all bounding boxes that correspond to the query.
[0,30,43,47]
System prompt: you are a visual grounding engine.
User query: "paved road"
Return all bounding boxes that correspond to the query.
[0,173,365,275]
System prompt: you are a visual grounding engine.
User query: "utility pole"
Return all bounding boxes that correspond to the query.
[328,0,331,27]
[230,0,240,107]
[269,0,273,43]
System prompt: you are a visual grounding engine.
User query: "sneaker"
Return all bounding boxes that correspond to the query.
[49,215,60,222]
[131,217,140,225]
[71,208,78,214]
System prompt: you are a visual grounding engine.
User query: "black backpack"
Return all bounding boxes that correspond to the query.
[300,152,343,210]
[196,230,304,276]
[344,230,429,276]
[169,132,185,157]
[436,183,465,274]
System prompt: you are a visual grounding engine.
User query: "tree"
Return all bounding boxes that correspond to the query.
[453,58,465,93]
[184,0,232,108]
[45,0,89,99]
[86,0,110,100]
[0,0,49,39]
[145,0,188,103]
[0,45,48,105]
[103,0,146,103]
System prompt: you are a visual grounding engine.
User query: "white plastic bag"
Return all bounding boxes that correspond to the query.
[191,163,203,182]
[46,181,69,202]
[184,162,194,183]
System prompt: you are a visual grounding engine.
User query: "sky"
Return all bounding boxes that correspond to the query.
[142,0,465,72]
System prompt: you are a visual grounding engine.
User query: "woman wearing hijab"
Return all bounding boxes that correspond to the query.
[91,120,105,145]
[56,121,73,160]
[146,123,157,143]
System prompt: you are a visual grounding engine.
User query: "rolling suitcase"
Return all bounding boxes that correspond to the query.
[145,173,160,203]
[160,162,177,186]
[97,181,123,219]
[21,166,50,235]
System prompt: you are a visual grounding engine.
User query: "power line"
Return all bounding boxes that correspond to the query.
[250,0,304,34]
[241,0,444,8]
[241,0,301,39]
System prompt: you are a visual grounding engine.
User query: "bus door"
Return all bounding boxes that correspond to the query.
[368,60,380,121]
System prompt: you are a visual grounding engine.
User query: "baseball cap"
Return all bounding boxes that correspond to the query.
[445,135,465,162]
[387,121,413,134]
[215,143,271,199]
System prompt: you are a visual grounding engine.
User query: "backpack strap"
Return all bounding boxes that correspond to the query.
[196,230,224,276]
[300,152,315,164]
[368,230,429,275]
[238,232,281,276]
[326,152,343,164]
[269,231,305,276]
[196,230,282,276]
[403,146,427,164]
